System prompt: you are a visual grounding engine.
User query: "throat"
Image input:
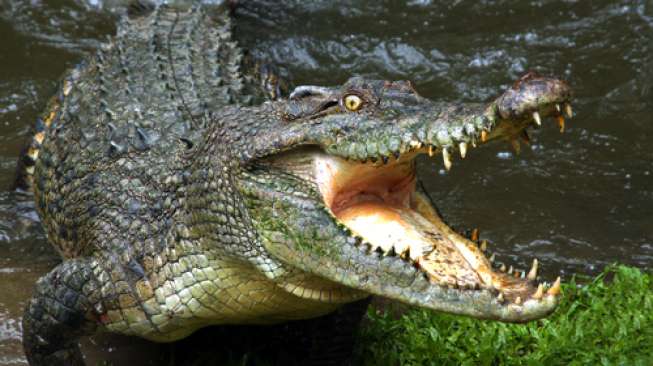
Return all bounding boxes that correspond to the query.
[313,152,417,215]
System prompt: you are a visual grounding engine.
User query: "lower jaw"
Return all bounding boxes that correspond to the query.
[336,191,497,289]
[314,152,536,301]
[266,148,546,306]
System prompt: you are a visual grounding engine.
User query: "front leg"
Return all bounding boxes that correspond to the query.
[22,259,100,366]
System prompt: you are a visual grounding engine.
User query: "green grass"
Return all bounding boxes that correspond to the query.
[356,265,653,365]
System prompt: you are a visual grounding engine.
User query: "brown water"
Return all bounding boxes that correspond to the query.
[0,0,652,364]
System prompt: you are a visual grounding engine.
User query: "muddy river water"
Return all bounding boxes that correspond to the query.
[0,0,652,364]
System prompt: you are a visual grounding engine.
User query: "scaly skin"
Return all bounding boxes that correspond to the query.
[20,4,573,366]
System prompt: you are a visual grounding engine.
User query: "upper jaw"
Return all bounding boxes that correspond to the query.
[321,73,573,172]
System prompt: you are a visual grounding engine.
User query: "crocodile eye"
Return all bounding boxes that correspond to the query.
[343,94,363,112]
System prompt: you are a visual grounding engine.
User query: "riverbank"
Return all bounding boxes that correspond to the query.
[356,265,653,365]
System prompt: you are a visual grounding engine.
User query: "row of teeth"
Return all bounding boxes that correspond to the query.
[437,102,573,171]
[350,226,561,305]
[348,102,572,167]
[489,251,561,303]
[467,230,562,303]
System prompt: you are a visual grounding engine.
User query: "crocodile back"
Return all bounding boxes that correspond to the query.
[29,5,252,257]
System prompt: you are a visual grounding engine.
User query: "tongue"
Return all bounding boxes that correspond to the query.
[337,201,487,287]
[338,202,436,260]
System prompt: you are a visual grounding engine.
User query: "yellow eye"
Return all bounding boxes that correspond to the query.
[343,94,363,111]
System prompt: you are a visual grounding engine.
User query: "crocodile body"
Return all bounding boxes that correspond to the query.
[21,3,572,365]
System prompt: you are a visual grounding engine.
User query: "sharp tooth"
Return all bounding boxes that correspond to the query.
[442,148,452,171]
[500,264,507,272]
[378,242,394,256]
[481,130,488,142]
[532,111,542,126]
[471,228,479,242]
[555,104,561,112]
[564,103,573,118]
[393,241,408,258]
[520,271,526,279]
[489,253,496,263]
[532,283,545,299]
[556,115,566,133]
[497,292,504,302]
[459,142,467,158]
[409,247,422,262]
[515,296,522,305]
[527,259,538,281]
[547,276,561,296]
[507,265,513,275]
[480,240,488,251]
[428,145,434,157]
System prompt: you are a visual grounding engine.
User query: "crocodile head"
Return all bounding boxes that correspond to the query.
[233,72,572,322]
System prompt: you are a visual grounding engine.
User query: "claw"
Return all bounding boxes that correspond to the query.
[481,130,488,142]
[497,292,505,302]
[489,253,496,263]
[532,111,542,126]
[428,145,434,157]
[480,240,488,251]
[555,104,561,112]
[515,296,522,305]
[459,142,467,159]
[500,264,507,272]
[471,228,479,242]
[442,147,452,171]
[527,259,538,281]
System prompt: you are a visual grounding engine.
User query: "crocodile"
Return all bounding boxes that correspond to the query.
[18,3,573,365]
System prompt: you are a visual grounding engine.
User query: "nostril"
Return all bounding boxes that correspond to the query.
[493,75,571,120]
[512,71,542,89]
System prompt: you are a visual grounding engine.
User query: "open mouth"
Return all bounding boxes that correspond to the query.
[310,148,559,306]
[257,73,572,319]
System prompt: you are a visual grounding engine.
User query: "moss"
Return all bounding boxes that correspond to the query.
[356,265,653,365]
